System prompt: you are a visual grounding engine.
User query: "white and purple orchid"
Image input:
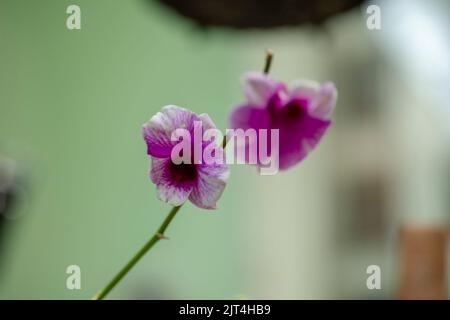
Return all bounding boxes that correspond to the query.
[229,72,337,170]
[143,105,229,209]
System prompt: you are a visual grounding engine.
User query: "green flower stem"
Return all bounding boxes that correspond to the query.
[92,205,182,300]
[93,50,273,300]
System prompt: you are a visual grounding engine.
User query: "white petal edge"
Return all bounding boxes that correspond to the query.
[242,71,280,107]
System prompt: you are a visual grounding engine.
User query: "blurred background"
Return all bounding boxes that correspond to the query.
[0,0,449,299]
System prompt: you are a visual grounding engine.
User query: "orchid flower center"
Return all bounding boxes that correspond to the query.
[168,142,200,183]
[282,98,308,121]
[268,92,309,125]
[169,161,198,183]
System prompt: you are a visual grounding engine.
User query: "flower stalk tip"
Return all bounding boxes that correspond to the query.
[263,49,273,74]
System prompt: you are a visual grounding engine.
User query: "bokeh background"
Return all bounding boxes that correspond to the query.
[0,0,449,299]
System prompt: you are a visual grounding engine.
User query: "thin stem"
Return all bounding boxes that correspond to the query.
[93,51,270,300]
[92,205,182,300]
[222,134,228,149]
[263,49,273,74]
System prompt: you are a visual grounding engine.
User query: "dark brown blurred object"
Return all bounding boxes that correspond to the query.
[0,187,15,255]
[0,155,23,271]
[155,0,364,29]
[399,224,449,300]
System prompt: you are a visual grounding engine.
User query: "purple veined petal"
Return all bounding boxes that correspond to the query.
[188,163,230,209]
[143,105,197,158]
[197,113,218,131]
[243,71,285,107]
[309,82,337,119]
[150,157,194,206]
[276,110,331,170]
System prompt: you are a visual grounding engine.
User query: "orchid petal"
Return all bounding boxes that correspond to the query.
[143,105,196,158]
[310,82,337,119]
[276,110,331,170]
[229,104,271,131]
[188,163,230,209]
[243,72,285,107]
[150,157,193,206]
[289,79,320,100]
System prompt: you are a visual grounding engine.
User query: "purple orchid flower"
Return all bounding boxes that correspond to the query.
[143,105,229,209]
[229,71,337,171]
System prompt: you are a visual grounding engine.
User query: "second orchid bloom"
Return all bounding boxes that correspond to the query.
[229,71,337,171]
